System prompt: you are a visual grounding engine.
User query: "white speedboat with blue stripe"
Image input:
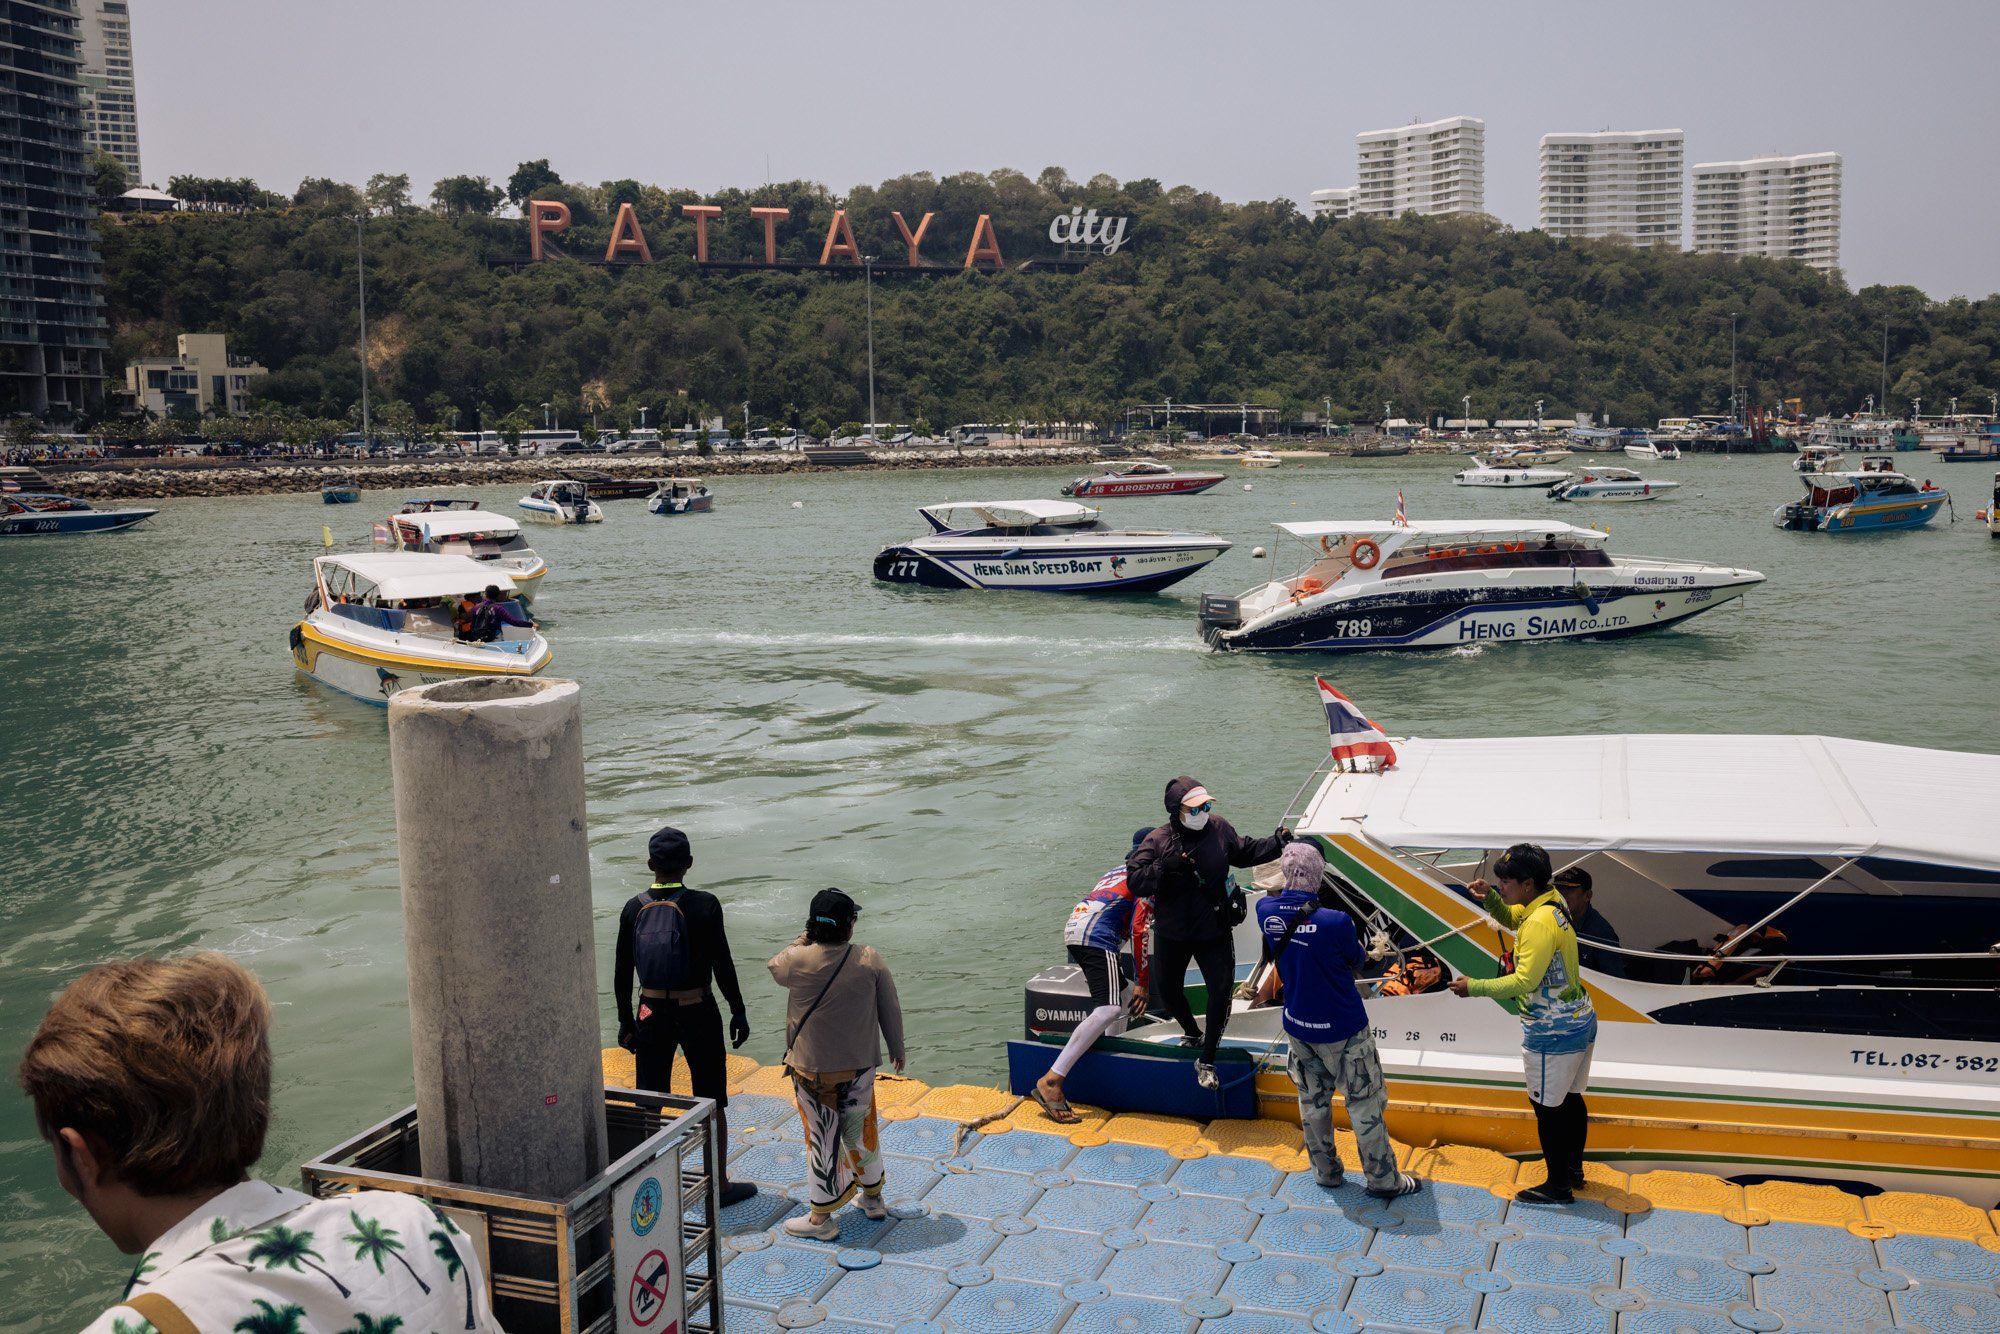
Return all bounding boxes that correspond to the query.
[1199,519,1763,652]
[1547,466,1679,503]
[874,499,1231,593]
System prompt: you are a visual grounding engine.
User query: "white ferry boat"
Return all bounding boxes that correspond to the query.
[1547,467,1679,503]
[874,499,1231,593]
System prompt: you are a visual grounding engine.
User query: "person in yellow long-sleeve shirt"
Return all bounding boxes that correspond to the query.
[1447,843,1597,1204]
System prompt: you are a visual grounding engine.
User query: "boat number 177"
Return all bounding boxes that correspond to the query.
[1336,619,1373,637]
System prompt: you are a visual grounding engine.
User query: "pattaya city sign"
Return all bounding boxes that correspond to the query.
[526,200,1131,269]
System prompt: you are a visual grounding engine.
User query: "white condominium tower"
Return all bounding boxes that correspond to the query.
[1539,130,1684,247]
[1691,153,1842,274]
[1309,187,1356,220]
[1354,116,1485,217]
[78,0,140,179]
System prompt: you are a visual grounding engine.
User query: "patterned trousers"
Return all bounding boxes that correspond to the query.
[790,1065,884,1212]
[1287,1030,1399,1193]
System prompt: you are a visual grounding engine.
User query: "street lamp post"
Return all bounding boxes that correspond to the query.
[1880,315,1890,418]
[1461,394,1471,435]
[541,402,552,432]
[1323,396,1331,437]
[639,405,648,430]
[1913,397,1922,425]
[862,255,877,439]
[355,215,372,444]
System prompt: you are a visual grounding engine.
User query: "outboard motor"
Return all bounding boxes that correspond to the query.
[1198,593,1242,646]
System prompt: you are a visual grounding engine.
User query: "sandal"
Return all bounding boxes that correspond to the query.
[1029,1086,1083,1125]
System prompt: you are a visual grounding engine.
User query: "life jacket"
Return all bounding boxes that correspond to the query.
[1377,950,1444,997]
[453,600,480,639]
[634,888,697,992]
[1693,925,1788,985]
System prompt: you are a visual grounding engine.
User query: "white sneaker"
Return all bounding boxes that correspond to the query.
[1195,1061,1219,1090]
[782,1211,840,1240]
[859,1192,887,1221]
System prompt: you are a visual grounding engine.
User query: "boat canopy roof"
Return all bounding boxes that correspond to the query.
[1299,733,2000,873]
[407,510,523,538]
[1275,519,1605,542]
[316,552,505,599]
[921,499,1101,528]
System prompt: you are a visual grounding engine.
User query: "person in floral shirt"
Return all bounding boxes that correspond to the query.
[18,953,504,1334]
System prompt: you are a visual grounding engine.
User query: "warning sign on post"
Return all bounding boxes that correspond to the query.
[613,1159,683,1334]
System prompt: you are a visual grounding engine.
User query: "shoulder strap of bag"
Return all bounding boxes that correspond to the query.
[124,1292,200,1334]
[1269,896,1320,968]
[784,945,854,1057]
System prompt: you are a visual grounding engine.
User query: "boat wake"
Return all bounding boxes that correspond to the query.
[584,628,1205,654]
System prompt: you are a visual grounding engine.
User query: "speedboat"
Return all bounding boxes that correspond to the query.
[1348,439,1411,458]
[1793,443,1844,473]
[0,492,156,536]
[1062,460,1226,497]
[518,479,603,524]
[558,469,658,501]
[374,508,548,600]
[1546,467,1679,503]
[398,497,482,514]
[646,478,714,514]
[1023,731,2000,1198]
[873,499,1231,593]
[1622,435,1681,460]
[1775,469,1947,533]
[321,481,361,505]
[1480,443,1572,467]
[290,552,552,705]
[1239,450,1283,468]
[1198,518,1763,652]
[1453,463,1572,488]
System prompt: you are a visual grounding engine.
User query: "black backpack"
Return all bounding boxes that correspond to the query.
[634,891,697,991]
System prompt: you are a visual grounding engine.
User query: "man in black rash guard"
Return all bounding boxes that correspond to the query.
[1127,776,1292,1089]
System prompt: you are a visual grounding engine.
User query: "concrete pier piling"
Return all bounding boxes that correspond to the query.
[388,676,608,1197]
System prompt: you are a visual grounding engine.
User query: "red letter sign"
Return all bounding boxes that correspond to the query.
[528,199,571,261]
[820,209,862,266]
[963,214,1004,269]
[680,204,722,262]
[891,211,935,266]
[750,207,789,263]
[604,203,653,263]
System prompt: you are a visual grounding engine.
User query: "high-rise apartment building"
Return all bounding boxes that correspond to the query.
[1354,116,1485,217]
[0,0,109,415]
[1308,187,1356,220]
[1690,153,1842,274]
[1538,129,1684,247]
[76,0,138,178]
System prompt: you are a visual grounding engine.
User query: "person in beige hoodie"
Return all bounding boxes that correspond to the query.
[769,887,906,1239]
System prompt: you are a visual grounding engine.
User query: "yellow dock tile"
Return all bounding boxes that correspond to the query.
[602,1046,636,1087]
[1197,1119,1307,1164]
[872,1074,931,1110]
[1097,1111,1207,1151]
[989,1098,1113,1136]
[1745,1179,1863,1226]
[729,1062,796,1099]
[1406,1142,1519,1190]
[1865,1191,1995,1240]
[913,1083,1019,1124]
[597,1048,759,1094]
[1625,1170,1742,1217]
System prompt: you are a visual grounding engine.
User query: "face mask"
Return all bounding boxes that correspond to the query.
[1181,809,1210,831]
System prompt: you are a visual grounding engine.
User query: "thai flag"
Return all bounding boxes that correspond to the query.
[1316,676,1398,768]
[1394,491,1408,526]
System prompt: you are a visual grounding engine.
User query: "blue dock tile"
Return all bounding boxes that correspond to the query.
[724,1304,785,1334]
[1503,1196,1624,1240]
[937,1278,1066,1333]
[1383,1180,1510,1229]
[1028,1182,1150,1234]
[987,1226,1112,1287]
[1070,1142,1182,1187]
[1613,1305,1741,1334]
[882,1116,975,1159]
[819,1259,955,1325]
[1250,1207,1373,1260]
[1219,1253,1349,1314]
[1273,1173,1375,1217]
[1890,1279,2000,1333]
[1192,1312,1310,1333]
[1138,1194,1260,1247]
[926,1171,1046,1221]
[1172,1155,1283,1200]
[687,1183,795,1235]
[731,1092,801,1136]
[1475,1282,1611,1333]
[1493,1233,1620,1290]
[875,1214,1003,1271]
[733,1140,816,1188]
[967,1131,1079,1177]
[1367,1220,1492,1273]
[1101,1238,1229,1302]
[1753,1265,1892,1328]
[1059,1295,1193,1333]
[816,1323,897,1334]
[1879,1232,2000,1286]
[769,1201,899,1249]
[725,1243,841,1309]
[1346,1266,1482,1331]
[882,1152,945,1204]
[1622,1209,1746,1258]
[1746,1218,1875,1270]
[1626,1251,1749,1307]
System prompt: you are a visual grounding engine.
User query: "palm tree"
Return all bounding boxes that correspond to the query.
[245,1225,351,1298]
[232,1299,308,1334]
[337,1316,404,1334]
[345,1211,430,1294]
[430,1225,475,1330]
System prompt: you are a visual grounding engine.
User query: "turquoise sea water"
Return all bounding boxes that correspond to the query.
[2,452,1997,1322]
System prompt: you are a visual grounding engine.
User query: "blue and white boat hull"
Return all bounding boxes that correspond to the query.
[875,535,1230,593]
[0,497,157,536]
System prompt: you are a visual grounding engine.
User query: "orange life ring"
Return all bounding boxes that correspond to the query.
[1349,538,1382,570]
[1321,535,1334,554]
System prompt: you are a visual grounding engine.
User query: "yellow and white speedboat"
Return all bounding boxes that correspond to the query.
[375,507,549,601]
[289,553,552,706]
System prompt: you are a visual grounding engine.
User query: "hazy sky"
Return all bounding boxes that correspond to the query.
[134,0,1998,298]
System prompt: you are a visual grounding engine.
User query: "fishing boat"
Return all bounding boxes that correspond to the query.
[1793,443,1845,473]
[321,480,361,505]
[1061,459,1226,497]
[873,499,1231,593]
[374,508,548,600]
[0,492,157,537]
[1480,443,1572,467]
[1021,731,2000,1198]
[1775,468,1948,533]
[1546,466,1679,502]
[1239,450,1283,468]
[289,552,551,705]
[518,479,603,524]
[1622,434,1681,461]
[645,478,714,514]
[1347,439,1411,458]
[1939,431,2000,463]
[1453,463,1573,488]
[1198,519,1762,652]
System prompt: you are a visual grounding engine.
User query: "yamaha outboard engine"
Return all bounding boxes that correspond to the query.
[1198,593,1242,646]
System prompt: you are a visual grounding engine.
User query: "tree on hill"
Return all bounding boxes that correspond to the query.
[295,177,364,213]
[87,150,127,207]
[365,173,413,215]
[431,175,503,216]
[506,159,561,208]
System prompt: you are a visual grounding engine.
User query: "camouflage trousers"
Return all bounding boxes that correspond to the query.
[1286,1029,1398,1193]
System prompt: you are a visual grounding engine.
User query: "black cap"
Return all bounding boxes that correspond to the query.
[648,825,691,866]
[1131,827,1153,850]
[809,887,859,926]
[1553,866,1593,893]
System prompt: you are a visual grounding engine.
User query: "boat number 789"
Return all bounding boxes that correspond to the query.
[1335,619,1373,637]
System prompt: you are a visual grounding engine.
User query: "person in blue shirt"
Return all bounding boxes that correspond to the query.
[1033,830,1155,1124]
[1255,840,1420,1200]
